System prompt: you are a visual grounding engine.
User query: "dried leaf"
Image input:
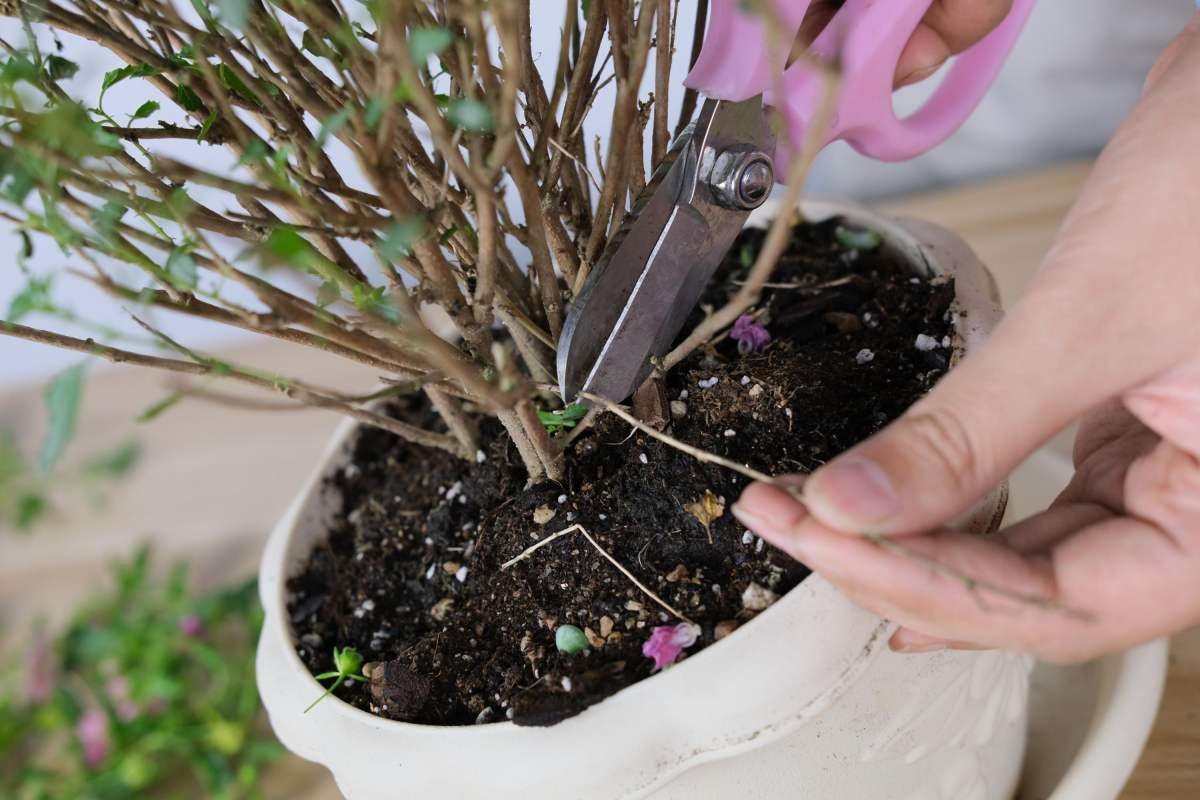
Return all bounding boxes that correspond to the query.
[685,490,725,544]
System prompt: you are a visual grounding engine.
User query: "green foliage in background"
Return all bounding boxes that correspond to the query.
[0,548,281,798]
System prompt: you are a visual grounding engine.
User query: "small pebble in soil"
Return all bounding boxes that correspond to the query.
[599,513,607,521]
[915,333,939,351]
[742,531,754,545]
[741,375,751,385]
[557,494,567,504]
[353,599,376,619]
[697,377,719,389]
[638,453,648,464]
[748,383,763,398]
[755,538,765,554]
[561,677,573,692]
[742,582,779,612]
[424,563,436,580]
[669,400,688,419]
[475,708,493,724]
[555,624,589,654]
[431,598,454,621]
[724,429,736,438]
[678,389,689,400]
[533,505,556,525]
[455,566,469,583]
[856,348,875,365]
[942,335,951,348]
[475,450,487,463]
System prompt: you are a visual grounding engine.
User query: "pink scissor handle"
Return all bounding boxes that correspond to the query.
[686,0,1036,165]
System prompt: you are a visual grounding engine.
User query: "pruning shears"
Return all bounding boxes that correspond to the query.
[556,0,1035,404]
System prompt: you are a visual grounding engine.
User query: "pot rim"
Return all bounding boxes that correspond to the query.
[256,197,1008,797]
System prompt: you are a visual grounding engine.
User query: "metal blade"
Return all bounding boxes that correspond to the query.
[557,96,774,404]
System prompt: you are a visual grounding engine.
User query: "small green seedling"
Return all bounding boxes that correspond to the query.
[305,646,369,713]
[834,224,882,251]
[555,624,589,655]
[538,403,588,436]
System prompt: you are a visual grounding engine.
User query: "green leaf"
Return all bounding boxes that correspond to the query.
[537,403,588,435]
[315,106,352,147]
[45,55,79,80]
[6,276,53,322]
[92,200,127,242]
[197,109,218,142]
[237,138,270,166]
[834,225,882,251]
[38,364,85,472]
[175,83,204,112]
[316,281,341,307]
[130,99,160,123]
[217,64,260,106]
[83,441,140,477]
[100,64,160,108]
[138,391,182,423]
[445,97,493,133]
[165,247,198,290]
[218,0,248,31]
[377,217,425,261]
[408,27,453,66]
[15,492,48,530]
[1,55,40,87]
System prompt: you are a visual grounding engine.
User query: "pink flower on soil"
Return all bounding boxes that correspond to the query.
[178,614,205,637]
[642,623,701,671]
[730,315,771,353]
[24,630,53,704]
[77,708,111,767]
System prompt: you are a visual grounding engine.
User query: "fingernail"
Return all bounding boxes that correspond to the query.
[896,61,941,88]
[808,458,900,527]
[891,640,948,654]
[731,492,807,540]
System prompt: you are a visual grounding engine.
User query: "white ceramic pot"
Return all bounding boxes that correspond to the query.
[257,200,1027,800]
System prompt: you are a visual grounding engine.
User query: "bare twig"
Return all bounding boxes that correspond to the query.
[502,523,694,624]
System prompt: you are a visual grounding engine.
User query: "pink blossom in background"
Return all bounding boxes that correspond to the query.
[730,315,771,353]
[105,676,139,721]
[77,708,111,767]
[642,623,701,671]
[24,630,52,704]
[178,614,205,637]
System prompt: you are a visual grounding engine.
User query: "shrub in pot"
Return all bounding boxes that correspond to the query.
[0,3,1029,798]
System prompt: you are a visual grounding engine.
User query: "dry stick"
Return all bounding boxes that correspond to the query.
[652,0,672,165]
[426,387,479,455]
[583,392,1091,621]
[0,321,463,455]
[673,0,709,138]
[502,523,694,625]
[516,399,565,483]
[581,392,783,489]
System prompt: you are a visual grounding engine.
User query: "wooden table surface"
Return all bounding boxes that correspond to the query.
[1,162,1195,799]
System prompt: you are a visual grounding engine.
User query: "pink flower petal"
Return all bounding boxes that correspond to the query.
[178,614,205,637]
[642,623,701,671]
[77,708,111,768]
[730,315,771,353]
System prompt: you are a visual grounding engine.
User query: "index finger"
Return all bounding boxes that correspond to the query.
[733,480,1199,663]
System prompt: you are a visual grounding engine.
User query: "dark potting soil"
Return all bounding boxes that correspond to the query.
[287,217,957,726]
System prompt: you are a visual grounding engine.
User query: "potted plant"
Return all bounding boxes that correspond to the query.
[0,2,1033,798]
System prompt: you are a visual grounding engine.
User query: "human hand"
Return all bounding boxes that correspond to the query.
[733,16,1200,663]
[798,0,1016,87]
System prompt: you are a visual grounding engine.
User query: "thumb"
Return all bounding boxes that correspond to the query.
[802,272,1183,535]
